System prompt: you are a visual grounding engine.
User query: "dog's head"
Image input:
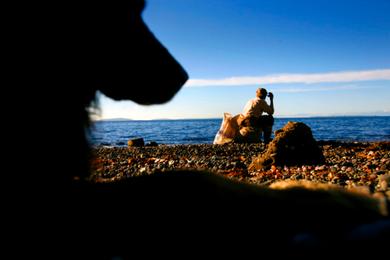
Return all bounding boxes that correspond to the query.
[20,1,188,183]
[87,1,188,105]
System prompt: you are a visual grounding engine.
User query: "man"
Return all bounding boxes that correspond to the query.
[241,87,274,143]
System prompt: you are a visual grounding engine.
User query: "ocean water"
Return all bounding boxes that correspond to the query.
[90,116,390,146]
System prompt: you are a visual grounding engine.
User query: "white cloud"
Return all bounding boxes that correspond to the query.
[185,69,390,87]
[275,84,364,93]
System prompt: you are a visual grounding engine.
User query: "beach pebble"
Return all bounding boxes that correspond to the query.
[91,141,390,196]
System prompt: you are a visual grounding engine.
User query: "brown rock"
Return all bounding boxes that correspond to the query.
[249,121,325,170]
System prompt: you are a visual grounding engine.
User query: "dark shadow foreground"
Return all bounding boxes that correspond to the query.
[7,1,389,258]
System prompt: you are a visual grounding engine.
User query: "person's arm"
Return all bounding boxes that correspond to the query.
[268,92,274,115]
[260,93,274,115]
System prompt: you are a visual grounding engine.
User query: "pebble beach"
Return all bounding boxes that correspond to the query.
[91,141,390,199]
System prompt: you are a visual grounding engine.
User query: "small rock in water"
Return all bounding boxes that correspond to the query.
[128,138,145,147]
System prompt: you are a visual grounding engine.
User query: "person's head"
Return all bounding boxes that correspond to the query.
[256,88,267,99]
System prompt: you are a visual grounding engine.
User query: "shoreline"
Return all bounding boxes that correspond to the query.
[95,115,390,122]
[91,140,390,199]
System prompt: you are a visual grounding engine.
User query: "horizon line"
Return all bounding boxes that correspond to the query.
[94,114,390,122]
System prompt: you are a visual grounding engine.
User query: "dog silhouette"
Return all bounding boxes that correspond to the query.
[9,1,388,258]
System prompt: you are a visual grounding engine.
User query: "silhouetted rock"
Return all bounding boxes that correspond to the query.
[128,138,145,147]
[249,121,325,170]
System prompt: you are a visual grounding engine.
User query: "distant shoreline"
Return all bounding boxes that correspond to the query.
[92,140,389,149]
[95,115,390,122]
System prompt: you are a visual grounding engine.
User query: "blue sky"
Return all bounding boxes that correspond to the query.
[98,0,390,120]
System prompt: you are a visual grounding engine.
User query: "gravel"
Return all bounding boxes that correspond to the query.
[91,141,390,198]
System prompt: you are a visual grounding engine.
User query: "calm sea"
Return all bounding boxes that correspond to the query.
[90,116,390,146]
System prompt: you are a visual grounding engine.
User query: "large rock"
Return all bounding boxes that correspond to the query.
[249,121,325,170]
